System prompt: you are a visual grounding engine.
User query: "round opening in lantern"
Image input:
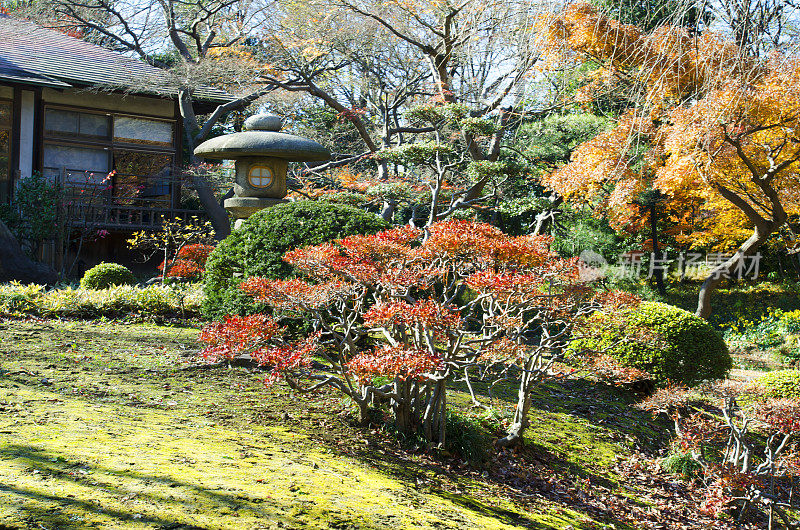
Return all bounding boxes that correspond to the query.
[248,166,273,188]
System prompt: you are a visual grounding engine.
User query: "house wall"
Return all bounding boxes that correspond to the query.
[42,88,175,118]
[3,83,199,275]
[8,86,178,180]
[18,90,34,178]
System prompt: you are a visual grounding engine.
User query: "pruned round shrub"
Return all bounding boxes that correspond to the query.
[80,263,137,290]
[756,370,800,399]
[202,200,389,319]
[571,301,731,386]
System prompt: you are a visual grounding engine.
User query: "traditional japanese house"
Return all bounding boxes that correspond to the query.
[0,15,232,268]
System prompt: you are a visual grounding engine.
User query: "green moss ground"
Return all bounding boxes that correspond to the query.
[0,319,665,529]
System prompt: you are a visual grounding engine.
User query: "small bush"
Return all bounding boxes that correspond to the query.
[445,410,492,464]
[80,263,137,290]
[756,370,800,399]
[572,301,732,386]
[0,282,44,314]
[722,308,800,364]
[724,310,787,350]
[781,310,800,334]
[660,449,703,479]
[202,200,388,319]
[778,335,800,364]
[159,244,215,281]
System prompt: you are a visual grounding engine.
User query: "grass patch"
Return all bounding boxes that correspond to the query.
[660,450,703,480]
[1,318,678,529]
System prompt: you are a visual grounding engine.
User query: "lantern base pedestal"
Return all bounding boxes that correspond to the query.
[224,196,287,221]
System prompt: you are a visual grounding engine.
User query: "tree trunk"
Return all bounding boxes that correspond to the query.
[695,223,773,319]
[532,195,563,236]
[422,380,447,447]
[650,204,666,296]
[0,220,58,284]
[377,130,391,181]
[192,173,231,240]
[380,199,396,222]
[358,400,370,425]
[392,379,411,435]
[178,91,232,240]
[496,358,535,448]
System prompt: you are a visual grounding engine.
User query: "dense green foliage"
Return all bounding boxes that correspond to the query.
[757,370,800,399]
[202,201,389,319]
[515,114,609,174]
[572,301,731,386]
[722,307,800,362]
[667,282,800,329]
[591,0,708,31]
[0,172,60,256]
[80,263,137,290]
[444,411,493,464]
[551,211,628,260]
[496,115,612,236]
[782,309,800,334]
[497,114,608,205]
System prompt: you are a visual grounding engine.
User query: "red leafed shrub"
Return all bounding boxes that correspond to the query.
[756,399,800,435]
[199,220,637,447]
[159,244,215,280]
[362,300,461,333]
[250,333,321,385]
[198,314,283,362]
[178,244,215,263]
[640,381,800,525]
[347,345,442,383]
[198,314,319,385]
[161,259,204,279]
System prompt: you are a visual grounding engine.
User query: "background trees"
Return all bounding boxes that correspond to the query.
[538,2,800,318]
[21,0,551,232]
[258,0,549,223]
[16,0,800,311]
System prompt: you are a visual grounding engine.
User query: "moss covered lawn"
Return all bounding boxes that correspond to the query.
[0,318,712,529]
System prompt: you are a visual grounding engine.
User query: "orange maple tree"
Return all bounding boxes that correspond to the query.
[539,3,800,318]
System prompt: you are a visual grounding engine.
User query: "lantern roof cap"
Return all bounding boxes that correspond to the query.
[193,113,331,162]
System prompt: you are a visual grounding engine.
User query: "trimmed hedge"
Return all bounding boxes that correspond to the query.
[757,370,800,399]
[572,301,732,386]
[202,201,389,319]
[0,282,204,318]
[80,263,137,290]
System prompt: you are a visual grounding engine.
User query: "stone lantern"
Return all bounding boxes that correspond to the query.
[193,114,330,221]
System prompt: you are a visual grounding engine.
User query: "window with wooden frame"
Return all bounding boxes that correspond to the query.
[42,105,176,208]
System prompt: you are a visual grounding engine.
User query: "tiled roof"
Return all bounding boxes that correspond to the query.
[0,16,233,103]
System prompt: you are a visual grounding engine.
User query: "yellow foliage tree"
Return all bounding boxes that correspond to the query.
[539,3,800,318]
